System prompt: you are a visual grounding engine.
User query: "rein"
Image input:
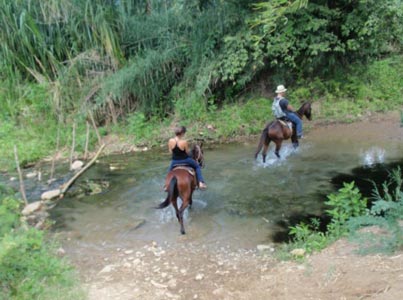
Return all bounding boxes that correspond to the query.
[192,145,204,167]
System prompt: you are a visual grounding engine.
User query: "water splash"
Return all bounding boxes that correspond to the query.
[361,147,385,167]
[254,144,297,168]
[156,198,206,223]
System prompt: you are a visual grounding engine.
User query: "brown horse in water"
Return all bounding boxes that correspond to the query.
[255,102,312,162]
[157,143,204,234]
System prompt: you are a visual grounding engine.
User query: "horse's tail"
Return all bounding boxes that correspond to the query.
[254,125,269,159]
[156,176,178,209]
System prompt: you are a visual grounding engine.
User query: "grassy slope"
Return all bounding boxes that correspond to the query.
[0,56,402,172]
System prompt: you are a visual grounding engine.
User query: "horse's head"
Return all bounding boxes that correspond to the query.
[191,143,204,168]
[298,102,312,120]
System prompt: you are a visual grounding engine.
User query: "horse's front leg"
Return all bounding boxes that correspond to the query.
[189,194,193,210]
[291,134,299,149]
[274,141,281,158]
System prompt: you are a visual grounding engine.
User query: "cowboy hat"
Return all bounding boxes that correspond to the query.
[275,85,287,93]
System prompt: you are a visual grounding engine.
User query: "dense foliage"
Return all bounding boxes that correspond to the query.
[0,0,402,169]
[1,0,402,120]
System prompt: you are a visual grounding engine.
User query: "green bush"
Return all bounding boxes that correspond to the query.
[284,168,403,259]
[325,181,368,237]
[0,228,84,300]
[288,218,328,254]
[348,167,403,254]
[0,197,21,238]
[284,181,368,258]
[0,194,84,300]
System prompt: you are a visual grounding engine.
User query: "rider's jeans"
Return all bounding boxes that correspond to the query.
[285,112,303,136]
[169,158,205,183]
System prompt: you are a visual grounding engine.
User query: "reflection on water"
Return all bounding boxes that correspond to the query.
[51,122,403,251]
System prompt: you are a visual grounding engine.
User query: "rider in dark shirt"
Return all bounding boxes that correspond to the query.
[167,126,207,190]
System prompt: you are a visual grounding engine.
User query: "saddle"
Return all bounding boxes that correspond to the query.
[277,118,293,130]
[172,165,195,177]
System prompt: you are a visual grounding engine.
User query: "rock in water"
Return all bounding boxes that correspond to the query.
[71,160,84,170]
[41,189,61,200]
[22,201,43,215]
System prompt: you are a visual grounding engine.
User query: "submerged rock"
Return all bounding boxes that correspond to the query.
[26,171,38,178]
[71,160,84,170]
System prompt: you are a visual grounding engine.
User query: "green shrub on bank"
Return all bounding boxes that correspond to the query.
[282,168,403,259]
[0,195,84,300]
[348,167,403,254]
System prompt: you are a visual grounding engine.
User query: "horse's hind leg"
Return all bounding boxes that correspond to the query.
[178,198,190,235]
[171,197,181,228]
[262,140,270,163]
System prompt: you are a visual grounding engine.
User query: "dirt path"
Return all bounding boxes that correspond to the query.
[62,111,403,300]
[74,238,403,300]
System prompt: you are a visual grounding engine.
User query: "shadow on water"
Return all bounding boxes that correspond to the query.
[272,158,403,243]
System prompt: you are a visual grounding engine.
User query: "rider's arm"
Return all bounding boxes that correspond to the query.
[168,138,175,153]
[286,104,296,112]
[183,140,190,154]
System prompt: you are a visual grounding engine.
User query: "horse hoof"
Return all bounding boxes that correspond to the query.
[181,230,186,235]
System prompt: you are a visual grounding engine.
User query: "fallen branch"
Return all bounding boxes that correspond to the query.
[60,144,105,197]
[89,111,102,146]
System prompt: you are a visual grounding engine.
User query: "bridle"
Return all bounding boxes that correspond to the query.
[297,102,312,120]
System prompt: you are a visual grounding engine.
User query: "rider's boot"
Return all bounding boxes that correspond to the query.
[199,182,207,190]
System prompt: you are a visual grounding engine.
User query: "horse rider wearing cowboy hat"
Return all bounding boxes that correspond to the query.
[272,84,304,139]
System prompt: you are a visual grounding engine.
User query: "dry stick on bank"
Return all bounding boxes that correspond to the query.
[69,122,76,170]
[49,122,61,183]
[84,121,90,160]
[60,144,105,198]
[89,111,102,146]
[13,145,28,206]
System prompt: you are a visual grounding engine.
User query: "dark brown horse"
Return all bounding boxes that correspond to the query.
[157,143,204,234]
[255,102,312,162]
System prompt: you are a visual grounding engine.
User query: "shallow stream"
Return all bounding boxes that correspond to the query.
[49,117,403,253]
